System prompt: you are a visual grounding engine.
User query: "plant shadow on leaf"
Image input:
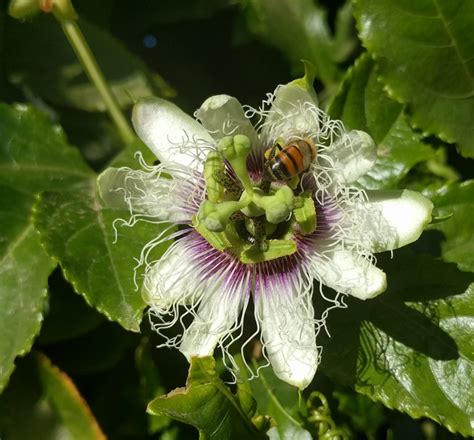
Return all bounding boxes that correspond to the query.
[319,252,474,389]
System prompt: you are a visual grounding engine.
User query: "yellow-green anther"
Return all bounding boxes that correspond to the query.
[199,198,251,232]
[240,239,297,264]
[253,186,294,224]
[294,192,317,234]
[204,151,225,203]
[218,135,254,195]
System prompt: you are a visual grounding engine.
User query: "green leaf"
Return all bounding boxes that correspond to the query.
[135,338,172,434]
[34,179,169,332]
[36,353,107,439]
[0,186,55,393]
[0,355,105,439]
[430,181,474,272]
[327,53,437,190]
[353,0,474,157]
[250,364,312,439]
[319,253,474,436]
[5,14,174,112]
[0,103,91,391]
[148,356,264,439]
[43,322,135,375]
[0,103,93,190]
[241,0,357,90]
[332,389,385,438]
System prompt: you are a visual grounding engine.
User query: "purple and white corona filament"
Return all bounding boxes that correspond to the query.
[98,71,433,389]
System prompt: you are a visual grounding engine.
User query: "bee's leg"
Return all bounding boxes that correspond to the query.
[287,175,300,190]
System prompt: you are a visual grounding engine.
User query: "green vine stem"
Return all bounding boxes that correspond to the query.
[50,0,135,145]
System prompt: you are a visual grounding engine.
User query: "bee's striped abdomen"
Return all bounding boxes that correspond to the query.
[266,138,317,181]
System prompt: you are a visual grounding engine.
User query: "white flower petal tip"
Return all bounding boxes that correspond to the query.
[366,190,434,252]
[330,130,377,184]
[132,97,213,169]
[318,250,387,300]
[271,352,318,390]
[256,283,318,389]
[195,95,259,146]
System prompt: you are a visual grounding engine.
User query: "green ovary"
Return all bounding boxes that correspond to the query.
[194,134,317,264]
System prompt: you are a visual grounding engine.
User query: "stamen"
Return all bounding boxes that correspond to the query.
[204,151,225,203]
[218,134,254,195]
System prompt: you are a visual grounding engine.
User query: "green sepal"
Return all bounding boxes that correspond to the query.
[430,211,454,224]
[294,192,317,234]
[290,60,318,103]
[204,152,225,203]
[240,239,297,264]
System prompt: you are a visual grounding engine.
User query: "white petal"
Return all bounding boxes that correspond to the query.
[132,97,214,170]
[179,287,246,359]
[255,277,318,389]
[316,250,387,300]
[327,130,377,184]
[143,239,204,310]
[362,190,433,252]
[195,95,260,147]
[97,167,196,223]
[263,81,320,142]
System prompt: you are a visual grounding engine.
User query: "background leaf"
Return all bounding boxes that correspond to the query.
[148,356,264,439]
[353,0,474,157]
[0,354,105,439]
[240,0,356,93]
[36,352,107,439]
[327,53,440,190]
[250,364,312,439]
[4,14,174,112]
[320,252,474,436]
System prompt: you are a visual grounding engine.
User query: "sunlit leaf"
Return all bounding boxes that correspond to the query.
[0,104,91,391]
[320,253,474,436]
[327,53,437,190]
[148,356,264,439]
[0,186,54,393]
[34,179,169,332]
[430,181,474,272]
[353,0,474,157]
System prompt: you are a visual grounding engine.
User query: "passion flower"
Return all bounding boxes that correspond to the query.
[98,70,432,389]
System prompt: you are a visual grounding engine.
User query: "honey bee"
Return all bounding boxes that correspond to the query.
[264,137,317,181]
